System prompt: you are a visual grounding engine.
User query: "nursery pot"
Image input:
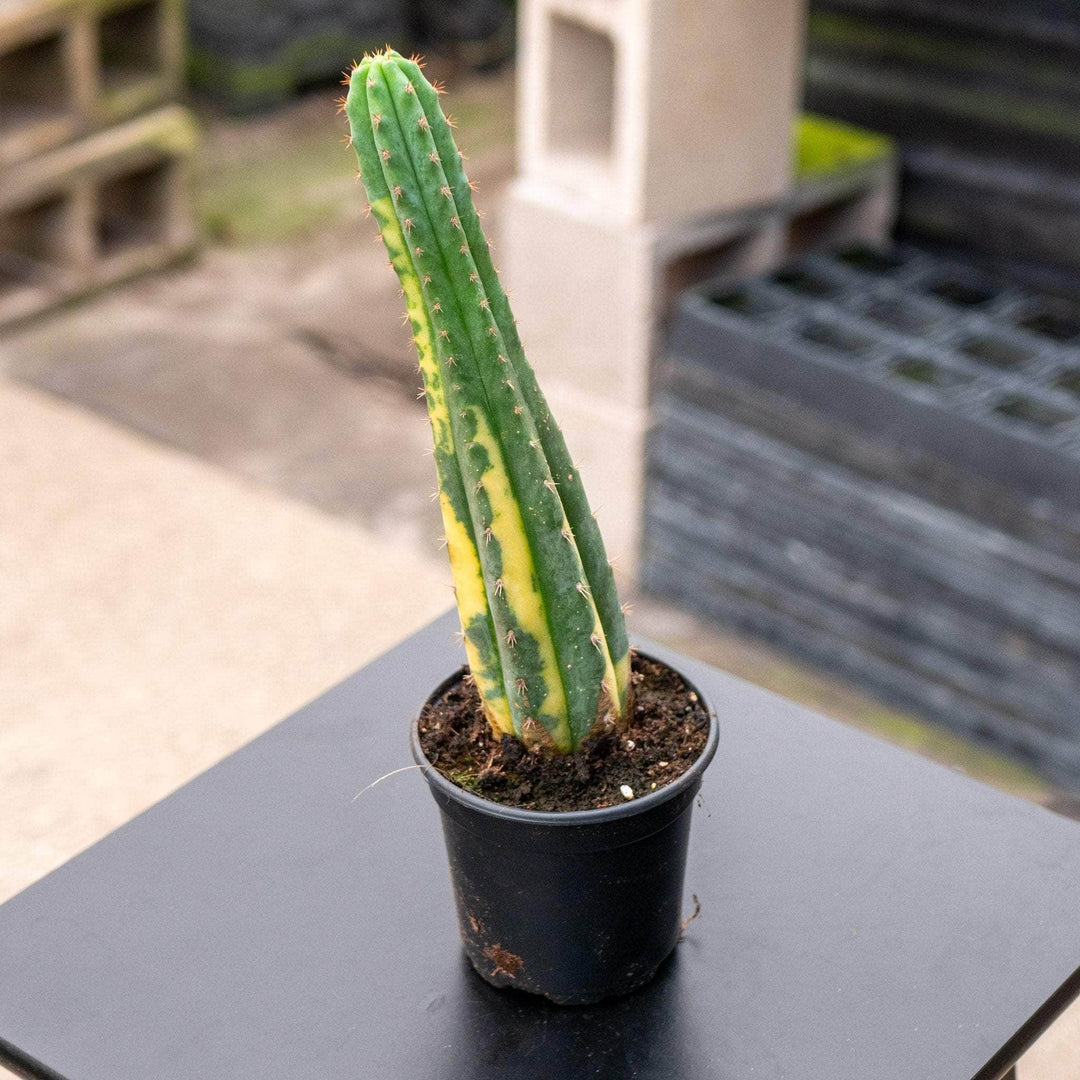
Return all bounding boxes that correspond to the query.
[410,656,718,1005]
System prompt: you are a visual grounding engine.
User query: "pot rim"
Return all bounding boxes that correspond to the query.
[409,650,719,827]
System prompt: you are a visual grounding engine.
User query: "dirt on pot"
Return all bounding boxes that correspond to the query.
[417,653,710,812]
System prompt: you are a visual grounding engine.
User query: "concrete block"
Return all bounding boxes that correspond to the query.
[502,165,895,572]
[505,0,894,577]
[786,155,897,257]
[502,179,653,407]
[504,178,788,410]
[663,246,1080,516]
[644,403,1080,784]
[516,0,806,224]
[649,206,787,326]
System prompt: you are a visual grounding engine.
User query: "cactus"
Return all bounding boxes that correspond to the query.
[343,50,630,752]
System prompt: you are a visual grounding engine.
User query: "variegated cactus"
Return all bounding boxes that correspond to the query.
[343,50,630,752]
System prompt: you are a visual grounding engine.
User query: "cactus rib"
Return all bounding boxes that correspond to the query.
[345,50,630,750]
[406,73,631,711]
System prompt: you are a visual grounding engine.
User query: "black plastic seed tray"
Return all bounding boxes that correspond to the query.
[646,243,1080,785]
[667,244,1080,513]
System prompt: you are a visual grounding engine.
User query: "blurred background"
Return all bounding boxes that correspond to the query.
[1,4,1079,1065]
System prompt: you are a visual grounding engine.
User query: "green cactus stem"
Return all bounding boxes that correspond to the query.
[343,49,630,752]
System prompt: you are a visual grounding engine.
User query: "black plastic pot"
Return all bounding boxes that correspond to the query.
[410,656,718,1005]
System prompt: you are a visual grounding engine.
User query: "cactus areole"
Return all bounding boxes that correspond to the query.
[344,51,631,753]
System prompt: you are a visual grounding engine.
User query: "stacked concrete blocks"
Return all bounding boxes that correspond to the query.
[645,244,1080,784]
[0,0,193,327]
[502,0,896,574]
[503,0,807,572]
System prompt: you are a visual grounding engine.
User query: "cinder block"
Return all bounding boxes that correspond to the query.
[0,0,182,169]
[516,0,806,223]
[506,0,895,575]
[503,156,896,571]
[645,398,1080,784]
[505,178,788,405]
[0,188,86,324]
[648,205,788,326]
[503,179,792,570]
[502,180,653,408]
[662,251,1080,521]
[0,104,197,327]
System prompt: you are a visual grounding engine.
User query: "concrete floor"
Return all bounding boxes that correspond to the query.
[1,71,1077,1079]
[0,239,444,553]
[0,379,451,903]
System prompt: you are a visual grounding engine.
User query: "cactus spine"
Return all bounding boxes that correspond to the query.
[344,50,630,751]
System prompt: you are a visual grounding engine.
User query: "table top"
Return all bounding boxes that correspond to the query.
[3,612,1079,1080]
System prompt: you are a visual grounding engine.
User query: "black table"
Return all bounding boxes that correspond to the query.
[3,612,1079,1080]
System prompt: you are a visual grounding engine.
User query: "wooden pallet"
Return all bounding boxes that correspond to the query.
[0,0,184,170]
[0,104,197,326]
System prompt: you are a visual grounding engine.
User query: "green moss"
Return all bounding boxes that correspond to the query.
[198,118,353,244]
[188,50,293,105]
[795,113,893,180]
[147,111,201,157]
[189,29,405,111]
[447,769,482,793]
[196,62,516,246]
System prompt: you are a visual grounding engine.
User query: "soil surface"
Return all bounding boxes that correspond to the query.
[417,653,710,811]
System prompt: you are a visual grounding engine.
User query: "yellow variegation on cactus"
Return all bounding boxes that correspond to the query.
[343,50,630,752]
